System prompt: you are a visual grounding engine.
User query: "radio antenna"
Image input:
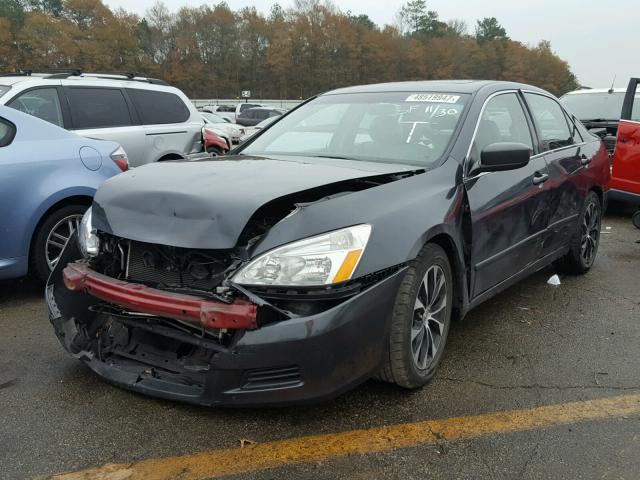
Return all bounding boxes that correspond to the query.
[608,74,616,94]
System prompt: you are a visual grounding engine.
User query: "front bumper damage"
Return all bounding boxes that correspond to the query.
[47,239,407,406]
[62,262,258,330]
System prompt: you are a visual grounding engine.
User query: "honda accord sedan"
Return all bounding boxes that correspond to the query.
[47,81,610,406]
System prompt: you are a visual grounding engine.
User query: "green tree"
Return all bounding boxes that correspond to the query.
[475,17,508,42]
[26,0,63,16]
[348,13,376,31]
[0,0,26,30]
[399,0,445,37]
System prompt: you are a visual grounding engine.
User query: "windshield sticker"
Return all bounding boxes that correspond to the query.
[406,93,461,103]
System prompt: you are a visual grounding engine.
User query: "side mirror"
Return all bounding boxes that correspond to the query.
[477,142,531,173]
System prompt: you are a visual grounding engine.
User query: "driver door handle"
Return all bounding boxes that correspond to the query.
[532,172,549,185]
[580,154,592,166]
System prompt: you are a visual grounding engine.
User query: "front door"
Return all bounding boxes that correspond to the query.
[611,78,640,202]
[465,92,550,297]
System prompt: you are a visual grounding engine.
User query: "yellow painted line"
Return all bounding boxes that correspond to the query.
[42,393,640,480]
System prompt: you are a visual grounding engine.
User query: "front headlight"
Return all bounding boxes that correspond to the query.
[78,208,100,258]
[232,225,372,286]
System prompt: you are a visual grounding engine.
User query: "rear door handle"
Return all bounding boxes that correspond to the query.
[532,172,549,185]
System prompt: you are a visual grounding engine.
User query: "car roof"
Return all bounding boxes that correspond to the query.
[0,73,176,92]
[563,88,627,95]
[324,80,548,96]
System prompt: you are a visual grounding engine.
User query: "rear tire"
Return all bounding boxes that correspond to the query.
[378,243,453,389]
[31,204,88,282]
[632,210,640,230]
[557,190,602,274]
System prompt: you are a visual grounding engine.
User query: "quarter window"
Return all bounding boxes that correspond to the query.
[564,111,583,143]
[525,93,574,151]
[126,89,190,125]
[8,88,64,127]
[0,118,16,147]
[68,88,132,129]
[472,93,533,162]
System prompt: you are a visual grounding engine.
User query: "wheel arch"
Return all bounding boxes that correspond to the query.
[157,153,184,162]
[28,195,93,262]
[590,184,605,210]
[422,230,467,322]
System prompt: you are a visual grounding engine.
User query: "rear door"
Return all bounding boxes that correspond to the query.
[465,91,550,297]
[125,88,198,165]
[523,92,584,256]
[63,86,146,165]
[611,78,640,201]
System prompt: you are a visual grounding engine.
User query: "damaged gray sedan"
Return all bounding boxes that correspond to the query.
[47,81,610,406]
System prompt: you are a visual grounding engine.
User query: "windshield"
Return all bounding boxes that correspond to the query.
[560,92,627,121]
[241,92,469,167]
[202,112,228,123]
[0,85,10,98]
[257,117,278,128]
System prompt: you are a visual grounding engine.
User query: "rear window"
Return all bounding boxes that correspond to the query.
[127,89,190,125]
[239,103,260,112]
[560,91,625,121]
[0,85,10,98]
[67,88,132,129]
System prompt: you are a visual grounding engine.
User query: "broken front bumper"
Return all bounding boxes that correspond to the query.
[47,239,407,407]
[62,261,258,330]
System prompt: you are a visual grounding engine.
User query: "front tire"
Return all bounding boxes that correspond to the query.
[207,146,223,156]
[378,244,453,389]
[557,190,602,274]
[31,205,87,282]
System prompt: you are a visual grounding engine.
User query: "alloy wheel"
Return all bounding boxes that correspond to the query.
[580,200,600,267]
[411,265,447,370]
[45,214,82,271]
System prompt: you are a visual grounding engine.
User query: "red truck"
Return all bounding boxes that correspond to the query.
[609,79,640,227]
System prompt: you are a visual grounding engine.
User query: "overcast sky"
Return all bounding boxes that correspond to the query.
[103,0,634,88]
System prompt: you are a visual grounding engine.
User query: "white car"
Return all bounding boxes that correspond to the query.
[239,116,279,142]
[0,71,207,167]
[201,103,263,123]
[201,112,244,145]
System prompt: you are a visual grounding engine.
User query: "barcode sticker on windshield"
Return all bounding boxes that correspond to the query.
[406,94,461,103]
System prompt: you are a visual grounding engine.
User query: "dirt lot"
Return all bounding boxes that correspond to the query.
[1,207,639,480]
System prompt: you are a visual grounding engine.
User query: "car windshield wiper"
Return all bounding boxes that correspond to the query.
[305,154,360,160]
[582,118,617,123]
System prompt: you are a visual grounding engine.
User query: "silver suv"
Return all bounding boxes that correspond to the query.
[0,71,206,167]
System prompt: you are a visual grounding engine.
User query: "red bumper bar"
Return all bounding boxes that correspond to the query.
[62,261,258,330]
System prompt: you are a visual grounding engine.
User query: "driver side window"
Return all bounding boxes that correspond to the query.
[472,93,533,165]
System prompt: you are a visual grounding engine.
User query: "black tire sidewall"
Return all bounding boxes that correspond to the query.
[31,204,88,282]
[390,244,453,387]
[576,191,602,271]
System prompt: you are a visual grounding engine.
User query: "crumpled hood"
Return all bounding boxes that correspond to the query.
[92,155,415,249]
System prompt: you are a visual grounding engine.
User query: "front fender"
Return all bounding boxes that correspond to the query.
[252,159,467,279]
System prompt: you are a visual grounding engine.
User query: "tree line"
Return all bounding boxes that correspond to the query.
[0,0,579,99]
